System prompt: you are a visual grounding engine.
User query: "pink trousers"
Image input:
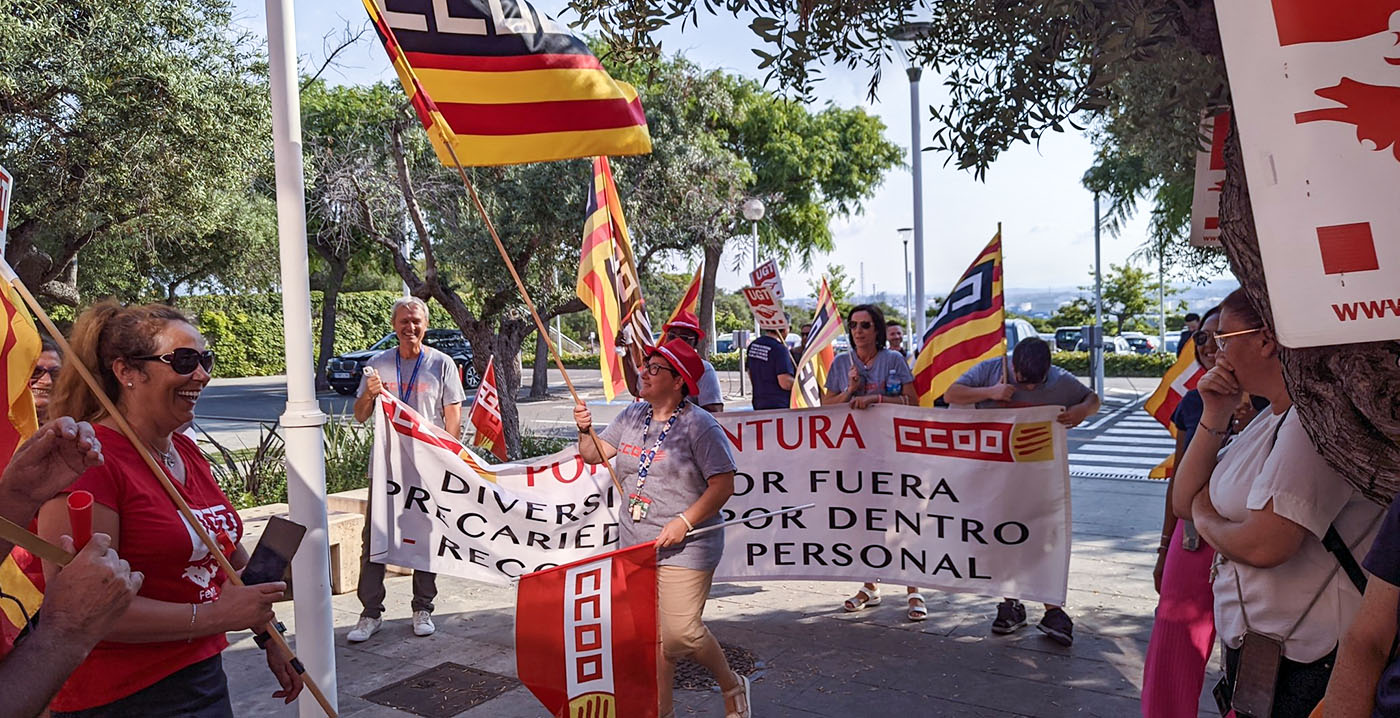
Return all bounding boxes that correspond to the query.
[1141,521,1218,718]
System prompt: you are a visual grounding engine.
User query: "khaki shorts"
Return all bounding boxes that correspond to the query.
[658,565,716,661]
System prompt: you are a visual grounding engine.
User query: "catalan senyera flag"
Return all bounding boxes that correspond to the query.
[577,157,651,401]
[516,541,659,718]
[666,265,703,329]
[0,260,43,659]
[362,0,650,168]
[913,231,1005,406]
[468,356,507,462]
[790,278,843,409]
[1144,337,1207,479]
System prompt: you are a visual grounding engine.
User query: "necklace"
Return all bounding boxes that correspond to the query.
[154,442,177,470]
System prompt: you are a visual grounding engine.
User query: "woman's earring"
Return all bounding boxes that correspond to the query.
[126,382,133,388]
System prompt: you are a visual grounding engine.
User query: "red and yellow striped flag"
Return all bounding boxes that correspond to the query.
[1144,338,1206,478]
[363,0,650,167]
[0,260,42,658]
[666,265,703,329]
[577,157,650,401]
[913,231,1005,406]
[790,279,842,409]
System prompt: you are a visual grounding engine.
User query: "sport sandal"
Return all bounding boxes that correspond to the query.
[723,673,752,718]
[842,585,881,612]
[906,592,928,622]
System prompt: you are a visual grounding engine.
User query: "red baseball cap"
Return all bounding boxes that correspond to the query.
[663,310,705,340]
[645,339,704,396]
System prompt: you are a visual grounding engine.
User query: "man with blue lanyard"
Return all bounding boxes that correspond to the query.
[349,297,465,643]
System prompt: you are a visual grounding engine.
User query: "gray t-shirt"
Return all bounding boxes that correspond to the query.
[953,356,1093,409]
[825,349,915,397]
[691,360,723,408]
[358,346,466,429]
[600,401,737,571]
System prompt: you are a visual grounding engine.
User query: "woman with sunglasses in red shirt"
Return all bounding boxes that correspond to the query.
[37,301,301,717]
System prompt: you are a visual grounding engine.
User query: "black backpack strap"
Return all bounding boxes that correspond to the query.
[1322,523,1368,594]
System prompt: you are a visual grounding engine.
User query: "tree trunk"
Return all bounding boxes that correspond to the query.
[530,325,550,399]
[455,320,527,459]
[1218,117,1400,504]
[698,241,724,357]
[315,257,349,391]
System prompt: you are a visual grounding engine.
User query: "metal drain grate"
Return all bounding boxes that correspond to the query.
[674,644,762,690]
[363,662,518,717]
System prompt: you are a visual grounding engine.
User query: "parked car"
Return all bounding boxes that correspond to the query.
[713,332,736,353]
[1119,331,1157,355]
[1054,326,1083,352]
[1005,318,1040,352]
[1165,335,1181,355]
[325,329,481,396]
[1074,335,1135,354]
[1038,332,1056,345]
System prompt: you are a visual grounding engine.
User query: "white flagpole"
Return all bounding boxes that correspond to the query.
[266,0,338,713]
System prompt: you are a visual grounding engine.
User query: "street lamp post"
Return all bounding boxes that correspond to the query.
[898,226,913,338]
[1093,192,1105,402]
[742,197,765,273]
[889,23,934,343]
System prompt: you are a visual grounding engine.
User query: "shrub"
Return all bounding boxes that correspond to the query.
[1053,351,1177,377]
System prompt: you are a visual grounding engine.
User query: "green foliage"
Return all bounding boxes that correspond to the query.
[809,264,854,309]
[1052,351,1177,378]
[322,418,374,496]
[199,423,286,511]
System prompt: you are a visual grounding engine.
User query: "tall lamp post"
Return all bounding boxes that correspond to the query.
[889,23,934,343]
[742,197,765,272]
[898,226,914,337]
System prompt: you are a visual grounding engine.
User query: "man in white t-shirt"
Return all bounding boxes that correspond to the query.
[348,297,465,643]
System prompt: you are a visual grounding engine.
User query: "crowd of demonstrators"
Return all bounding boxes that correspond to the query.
[573,339,751,718]
[1171,289,1380,717]
[350,296,465,643]
[820,305,925,620]
[620,310,723,413]
[36,301,301,716]
[744,319,795,411]
[1176,313,1201,357]
[944,337,1099,646]
[0,418,141,718]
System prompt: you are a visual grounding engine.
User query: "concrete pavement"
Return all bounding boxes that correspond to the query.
[218,376,1216,717]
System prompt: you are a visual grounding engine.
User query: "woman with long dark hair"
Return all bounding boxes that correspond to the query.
[37,301,301,717]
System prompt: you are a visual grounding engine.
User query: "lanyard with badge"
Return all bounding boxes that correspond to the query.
[396,350,425,404]
[628,403,685,522]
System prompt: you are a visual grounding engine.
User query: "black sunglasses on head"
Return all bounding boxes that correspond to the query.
[131,348,216,375]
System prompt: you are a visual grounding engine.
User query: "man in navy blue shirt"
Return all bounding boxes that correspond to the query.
[746,325,795,410]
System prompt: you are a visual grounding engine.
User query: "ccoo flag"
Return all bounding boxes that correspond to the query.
[516,542,659,718]
[0,259,42,660]
[468,356,508,462]
[1143,336,1207,479]
[363,0,650,167]
[913,231,1005,406]
[790,278,842,409]
[577,157,652,401]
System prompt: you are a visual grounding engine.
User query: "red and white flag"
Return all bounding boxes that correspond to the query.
[516,542,659,718]
[1216,0,1400,346]
[468,356,507,461]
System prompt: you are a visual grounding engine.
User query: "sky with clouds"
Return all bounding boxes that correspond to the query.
[235,0,1228,303]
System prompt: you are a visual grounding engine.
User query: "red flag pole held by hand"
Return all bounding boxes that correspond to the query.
[66,490,93,551]
[1,273,338,718]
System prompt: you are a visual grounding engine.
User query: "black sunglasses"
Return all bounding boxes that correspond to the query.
[29,366,60,383]
[1192,330,1215,347]
[848,320,874,330]
[131,348,216,375]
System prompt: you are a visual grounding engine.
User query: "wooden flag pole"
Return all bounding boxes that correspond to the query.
[998,222,1010,386]
[434,138,627,501]
[4,276,338,718]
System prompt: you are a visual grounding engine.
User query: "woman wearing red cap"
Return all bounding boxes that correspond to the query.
[574,338,750,718]
[623,310,724,412]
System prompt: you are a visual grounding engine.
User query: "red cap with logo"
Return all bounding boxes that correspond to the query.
[663,310,705,340]
[645,339,704,396]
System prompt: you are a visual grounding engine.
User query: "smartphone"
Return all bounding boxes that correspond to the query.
[1212,676,1232,718]
[1231,631,1284,718]
[240,516,306,586]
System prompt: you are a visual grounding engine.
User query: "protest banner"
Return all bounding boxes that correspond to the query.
[742,286,787,331]
[1215,0,1400,346]
[372,393,1071,604]
[749,259,784,299]
[1189,111,1228,248]
[369,394,621,586]
[515,541,659,718]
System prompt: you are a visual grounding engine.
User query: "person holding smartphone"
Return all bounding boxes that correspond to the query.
[1172,289,1380,717]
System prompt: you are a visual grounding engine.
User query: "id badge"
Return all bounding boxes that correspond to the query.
[627,494,652,522]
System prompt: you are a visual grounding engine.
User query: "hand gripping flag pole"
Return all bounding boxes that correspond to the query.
[0,267,338,718]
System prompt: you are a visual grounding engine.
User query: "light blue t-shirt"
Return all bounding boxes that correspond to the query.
[824,349,914,397]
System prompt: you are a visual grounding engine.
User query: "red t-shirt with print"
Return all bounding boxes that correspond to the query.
[50,426,243,711]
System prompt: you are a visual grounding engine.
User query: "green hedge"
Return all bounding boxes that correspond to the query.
[179,290,455,378]
[529,350,1178,378]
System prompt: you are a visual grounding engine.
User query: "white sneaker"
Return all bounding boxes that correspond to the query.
[347,616,381,643]
[412,610,435,637]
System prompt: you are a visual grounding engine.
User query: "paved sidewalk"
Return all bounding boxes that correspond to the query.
[224,469,1212,717]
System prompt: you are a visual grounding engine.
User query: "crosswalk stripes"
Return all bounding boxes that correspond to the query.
[1068,394,1176,482]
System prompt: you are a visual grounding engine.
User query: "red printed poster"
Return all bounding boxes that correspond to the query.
[742,286,787,331]
[749,259,784,299]
[516,542,659,718]
[1189,111,1230,248]
[1216,0,1400,346]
